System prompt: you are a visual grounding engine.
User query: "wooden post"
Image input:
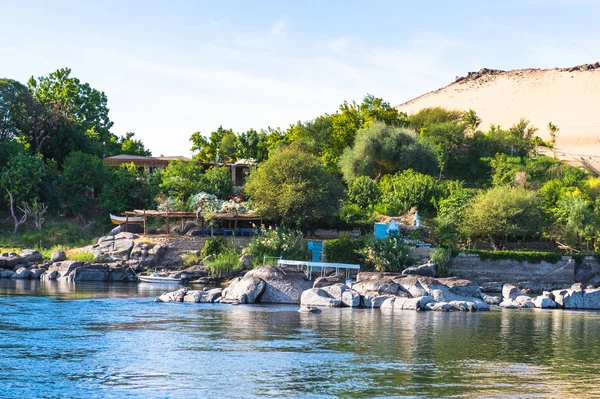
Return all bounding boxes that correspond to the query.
[201,217,205,237]
[166,206,170,235]
[181,218,184,234]
[125,215,129,233]
[143,210,146,236]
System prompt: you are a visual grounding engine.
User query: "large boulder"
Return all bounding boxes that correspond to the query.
[183,288,223,303]
[300,288,342,307]
[0,252,22,269]
[19,249,42,264]
[41,261,83,281]
[221,276,265,304]
[157,288,188,302]
[502,284,524,301]
[0,269,14,278]
[362,293,394,308]
[533,295,557,309]
[352,279,401,296]
[313,275,345,289]
[11,267,31,279]
[381,296,436,311]
[28,268,45,279]
[51,249,67,262]
[243,265,313,304]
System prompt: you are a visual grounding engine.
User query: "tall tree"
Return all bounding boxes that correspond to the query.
[547,121,559,159]
[119,132,151,156]
[509,118,538,164]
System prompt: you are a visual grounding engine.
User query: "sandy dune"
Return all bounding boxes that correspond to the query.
[395,65,600,172]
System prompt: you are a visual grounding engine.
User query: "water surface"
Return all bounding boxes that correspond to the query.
[1,280,600,398]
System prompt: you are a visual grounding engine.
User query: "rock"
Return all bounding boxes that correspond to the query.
[417,262,436,277]
[171,264,208,279]
[380,297,396,309]
[426,302,456,311]
[19,249,42,264]
[115,232,139,240]
[587,274,600,289]
[11,267,31,279]
[0,269,14,278]
[402,266,419,275]
[341,289,361,307]
[499,299,519,309]
[51,249,67,262]
[221,276,265,304]
[298,306,321,314]
[533,295,557,308]
[0,253,22,269]
[243,265,312,304]
[204,288,223,303]
[392,296,436,310]
[552,289,584,309]
[583,288,600,309]
[483,294,501,306]
[158,288,189,302]
[300,288,342,307]
[183,290,205,303]
[352,279,401,296]
[239,255,254,269]
[480,282,503,293]
[44,270,58,280]
[362,294,394,308]
[502,284,524,301]
[313,275,345,288]
[515,295,535,308]
[28,268,45,279]
[449,301,478,311]
[41,261,83,281]
[108,266,130,281]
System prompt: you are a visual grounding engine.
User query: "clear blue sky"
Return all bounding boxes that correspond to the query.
[2,0,599,156]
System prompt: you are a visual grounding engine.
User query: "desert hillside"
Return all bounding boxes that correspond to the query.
[396,63,600,173]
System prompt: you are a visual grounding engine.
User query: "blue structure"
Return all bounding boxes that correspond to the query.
[307,241,324,262]
[375,220,402,240]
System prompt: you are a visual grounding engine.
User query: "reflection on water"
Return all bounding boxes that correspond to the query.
[1,284,600,398]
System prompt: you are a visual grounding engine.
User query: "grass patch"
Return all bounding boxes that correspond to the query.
[182,252,201,268]
[0,223,97,252]
[67,252,96,263]
[205,247,243,277]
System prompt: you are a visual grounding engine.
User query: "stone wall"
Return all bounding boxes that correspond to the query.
[450,253,600,287]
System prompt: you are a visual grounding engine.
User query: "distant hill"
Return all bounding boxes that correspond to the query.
[395,63,600,174]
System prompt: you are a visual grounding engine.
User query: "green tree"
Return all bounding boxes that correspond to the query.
[101,163,153,215]
[0,152,43,205]
[378,169,438,215]
[548,189,596,250]
[462,109,482,133]
[59,151,105,213]
[347,176,381,209]
[119,132,151,156]
[509,118,538,164]
[461,186,545,250]
[420,121,466,179]
[245,148,344,230]
[159,160,203,201]
[0,79,31,140]
[547,122,559,158]
[433,181,473,248]
[408,107,463,132]
[199,166,234,199]
[339,122,437,182]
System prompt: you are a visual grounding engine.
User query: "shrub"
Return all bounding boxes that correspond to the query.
[464,249,562,264]
[68,252,95,262]
[0,223,96,250]
[347,176,381,208]
[324,233,368,265]
[201,237,230,257]
[244,228,308,266]
[205,247,243,277]
[431,248,452,277]
[360,233,411,272]
[182,252,201,267]
[378,169,438,215]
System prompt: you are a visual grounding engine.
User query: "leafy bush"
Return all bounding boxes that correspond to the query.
[347,176,381,208]
[182,252,201,267]
[244,228,308,266]
[324,233,368,265]
[205,247,243,277]
[431,248,452,277]
[68,252,96,262]
[464,249,562,264]
[201,237,230,257]
[199,166,234,199]
[378,169,438,215]
[0,223,96,250]
[360,233,411,272]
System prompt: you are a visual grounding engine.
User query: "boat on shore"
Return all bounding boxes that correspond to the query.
[110,214,145,225]
[138,273,182,284]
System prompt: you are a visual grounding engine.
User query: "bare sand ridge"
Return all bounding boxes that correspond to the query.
[396,64,600,173]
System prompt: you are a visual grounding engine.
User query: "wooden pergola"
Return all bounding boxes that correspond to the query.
[122,209,263,236]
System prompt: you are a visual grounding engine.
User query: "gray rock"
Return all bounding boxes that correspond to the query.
[586,274,600,289]
[402,266,419,275]
[204,288,223,303]
[499,299,519,309]
[390,296,436,311]
[480,281,503,293]
[19,249,42,264]
[239,255,254,269]
[0,253,22,269]
[426,302,456,311]
[0,269,14,278]
[362,294,394,308]
[313,275,345,288]
[352,279,400,296]
[183,290,206,303]
[11,267,31,279]
[298,306,321,313]
[515,295,536,308]
[483,294,501,306]
[417,262,436,277]
[41,261,83,281]
[449,301,478,311]
[158,288,188,302]
[221,277,265,304]
[533,295,557,309]
[29,268,45,279]
[300,288,342,307]
[583,288,600,309]
[51,249,67,262]
[341,289,361,307]
[502,284,524,301]
[243,265,312,304]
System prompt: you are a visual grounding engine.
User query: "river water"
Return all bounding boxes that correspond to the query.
[1,280,600,398]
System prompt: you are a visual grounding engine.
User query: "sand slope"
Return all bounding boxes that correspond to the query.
[395,65,600,172]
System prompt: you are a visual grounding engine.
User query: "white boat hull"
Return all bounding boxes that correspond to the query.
[139,276,182,284]
[110,214,145,225]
